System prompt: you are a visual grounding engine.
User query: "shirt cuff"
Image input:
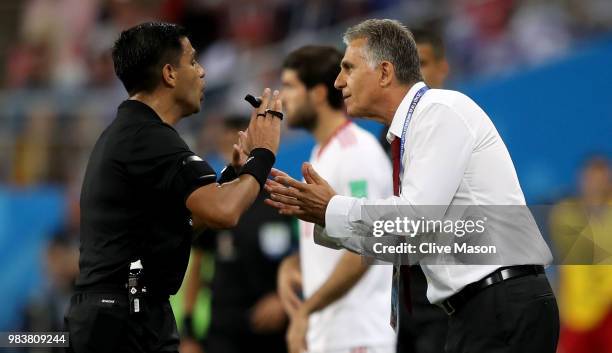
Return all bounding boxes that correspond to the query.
[325,195,356,238]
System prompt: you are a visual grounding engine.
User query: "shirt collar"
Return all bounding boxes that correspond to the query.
[386,81,427,143]
[119,99,178,132]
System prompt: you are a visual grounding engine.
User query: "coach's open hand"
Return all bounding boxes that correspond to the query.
[264,163,336,226]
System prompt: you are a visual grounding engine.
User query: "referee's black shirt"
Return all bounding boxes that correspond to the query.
[76,100,216,296]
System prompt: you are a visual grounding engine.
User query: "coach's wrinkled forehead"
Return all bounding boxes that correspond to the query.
[343,19,422,85]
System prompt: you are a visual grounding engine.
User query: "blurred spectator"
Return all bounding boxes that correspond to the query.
[84,26,119,89]
[179,1,225,52]
[5,40,54,89]
[106,0,162,31]
[21,197,79,352]
[445,0,574,78]
[9,100,106,187]
[13,0,99,88]
[444,0,519,77]
[12,101,58,185]
[5,0,612,92]
[567,0,612,35]
[550,156,612,353]
[510,0,571,66]
[412,27,449,89]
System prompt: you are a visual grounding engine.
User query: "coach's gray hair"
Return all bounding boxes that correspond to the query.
[343,19,422,84]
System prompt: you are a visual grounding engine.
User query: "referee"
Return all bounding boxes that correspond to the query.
[65,22,281,353]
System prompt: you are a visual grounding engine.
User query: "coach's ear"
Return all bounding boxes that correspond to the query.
[379,61,394,88]
[162,63,177,88]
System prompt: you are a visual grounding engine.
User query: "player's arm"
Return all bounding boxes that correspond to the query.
[302,251,367,314]
[183,248,203,325]
[179,248,204,353]
[181,247,202,338]
[301,142,391,312]
[277,253,303,316]
[284,251,367,353]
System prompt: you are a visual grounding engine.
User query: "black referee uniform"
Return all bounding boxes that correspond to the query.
[65,100,217,353]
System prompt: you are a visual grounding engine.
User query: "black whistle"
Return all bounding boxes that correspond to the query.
[245,94,262,108]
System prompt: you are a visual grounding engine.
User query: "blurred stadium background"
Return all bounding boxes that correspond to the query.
[0,0,610,351]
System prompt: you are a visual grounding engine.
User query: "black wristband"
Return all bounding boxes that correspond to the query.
[218,164,238,184]
[239,148,275,189]
[182,314,195,338]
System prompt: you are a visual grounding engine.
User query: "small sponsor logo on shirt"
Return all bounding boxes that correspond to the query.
[101,299,115,304]
[349,180,368,197]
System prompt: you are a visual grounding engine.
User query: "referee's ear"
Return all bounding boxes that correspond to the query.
[162,63,177,88]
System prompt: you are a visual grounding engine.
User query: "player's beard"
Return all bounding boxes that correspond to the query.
[288,99,318,132]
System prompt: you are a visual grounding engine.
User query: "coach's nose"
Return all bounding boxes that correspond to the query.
[334,72,346,90]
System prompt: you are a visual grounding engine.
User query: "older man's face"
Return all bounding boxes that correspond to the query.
[334,38,380,118]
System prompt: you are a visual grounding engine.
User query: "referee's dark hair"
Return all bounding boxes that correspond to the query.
[412,28,446,60]
[112,22,189,95]
[282,46,344,109]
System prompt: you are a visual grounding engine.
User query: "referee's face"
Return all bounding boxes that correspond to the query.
[174,37,205,115]
[335,38,379,119]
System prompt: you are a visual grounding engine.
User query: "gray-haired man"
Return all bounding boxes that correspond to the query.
[266,19,559,353]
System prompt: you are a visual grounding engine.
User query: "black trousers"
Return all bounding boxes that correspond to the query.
[445,273,559,353]
[64,291,179,353]
[398,266,448,353]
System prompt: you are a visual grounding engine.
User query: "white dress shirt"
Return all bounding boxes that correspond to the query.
[323,82,553,303]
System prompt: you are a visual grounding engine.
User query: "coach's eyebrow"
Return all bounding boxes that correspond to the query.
[341,61,353,70]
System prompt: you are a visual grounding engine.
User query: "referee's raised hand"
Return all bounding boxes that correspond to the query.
[244,88,282,155]
[185,88,283,230]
